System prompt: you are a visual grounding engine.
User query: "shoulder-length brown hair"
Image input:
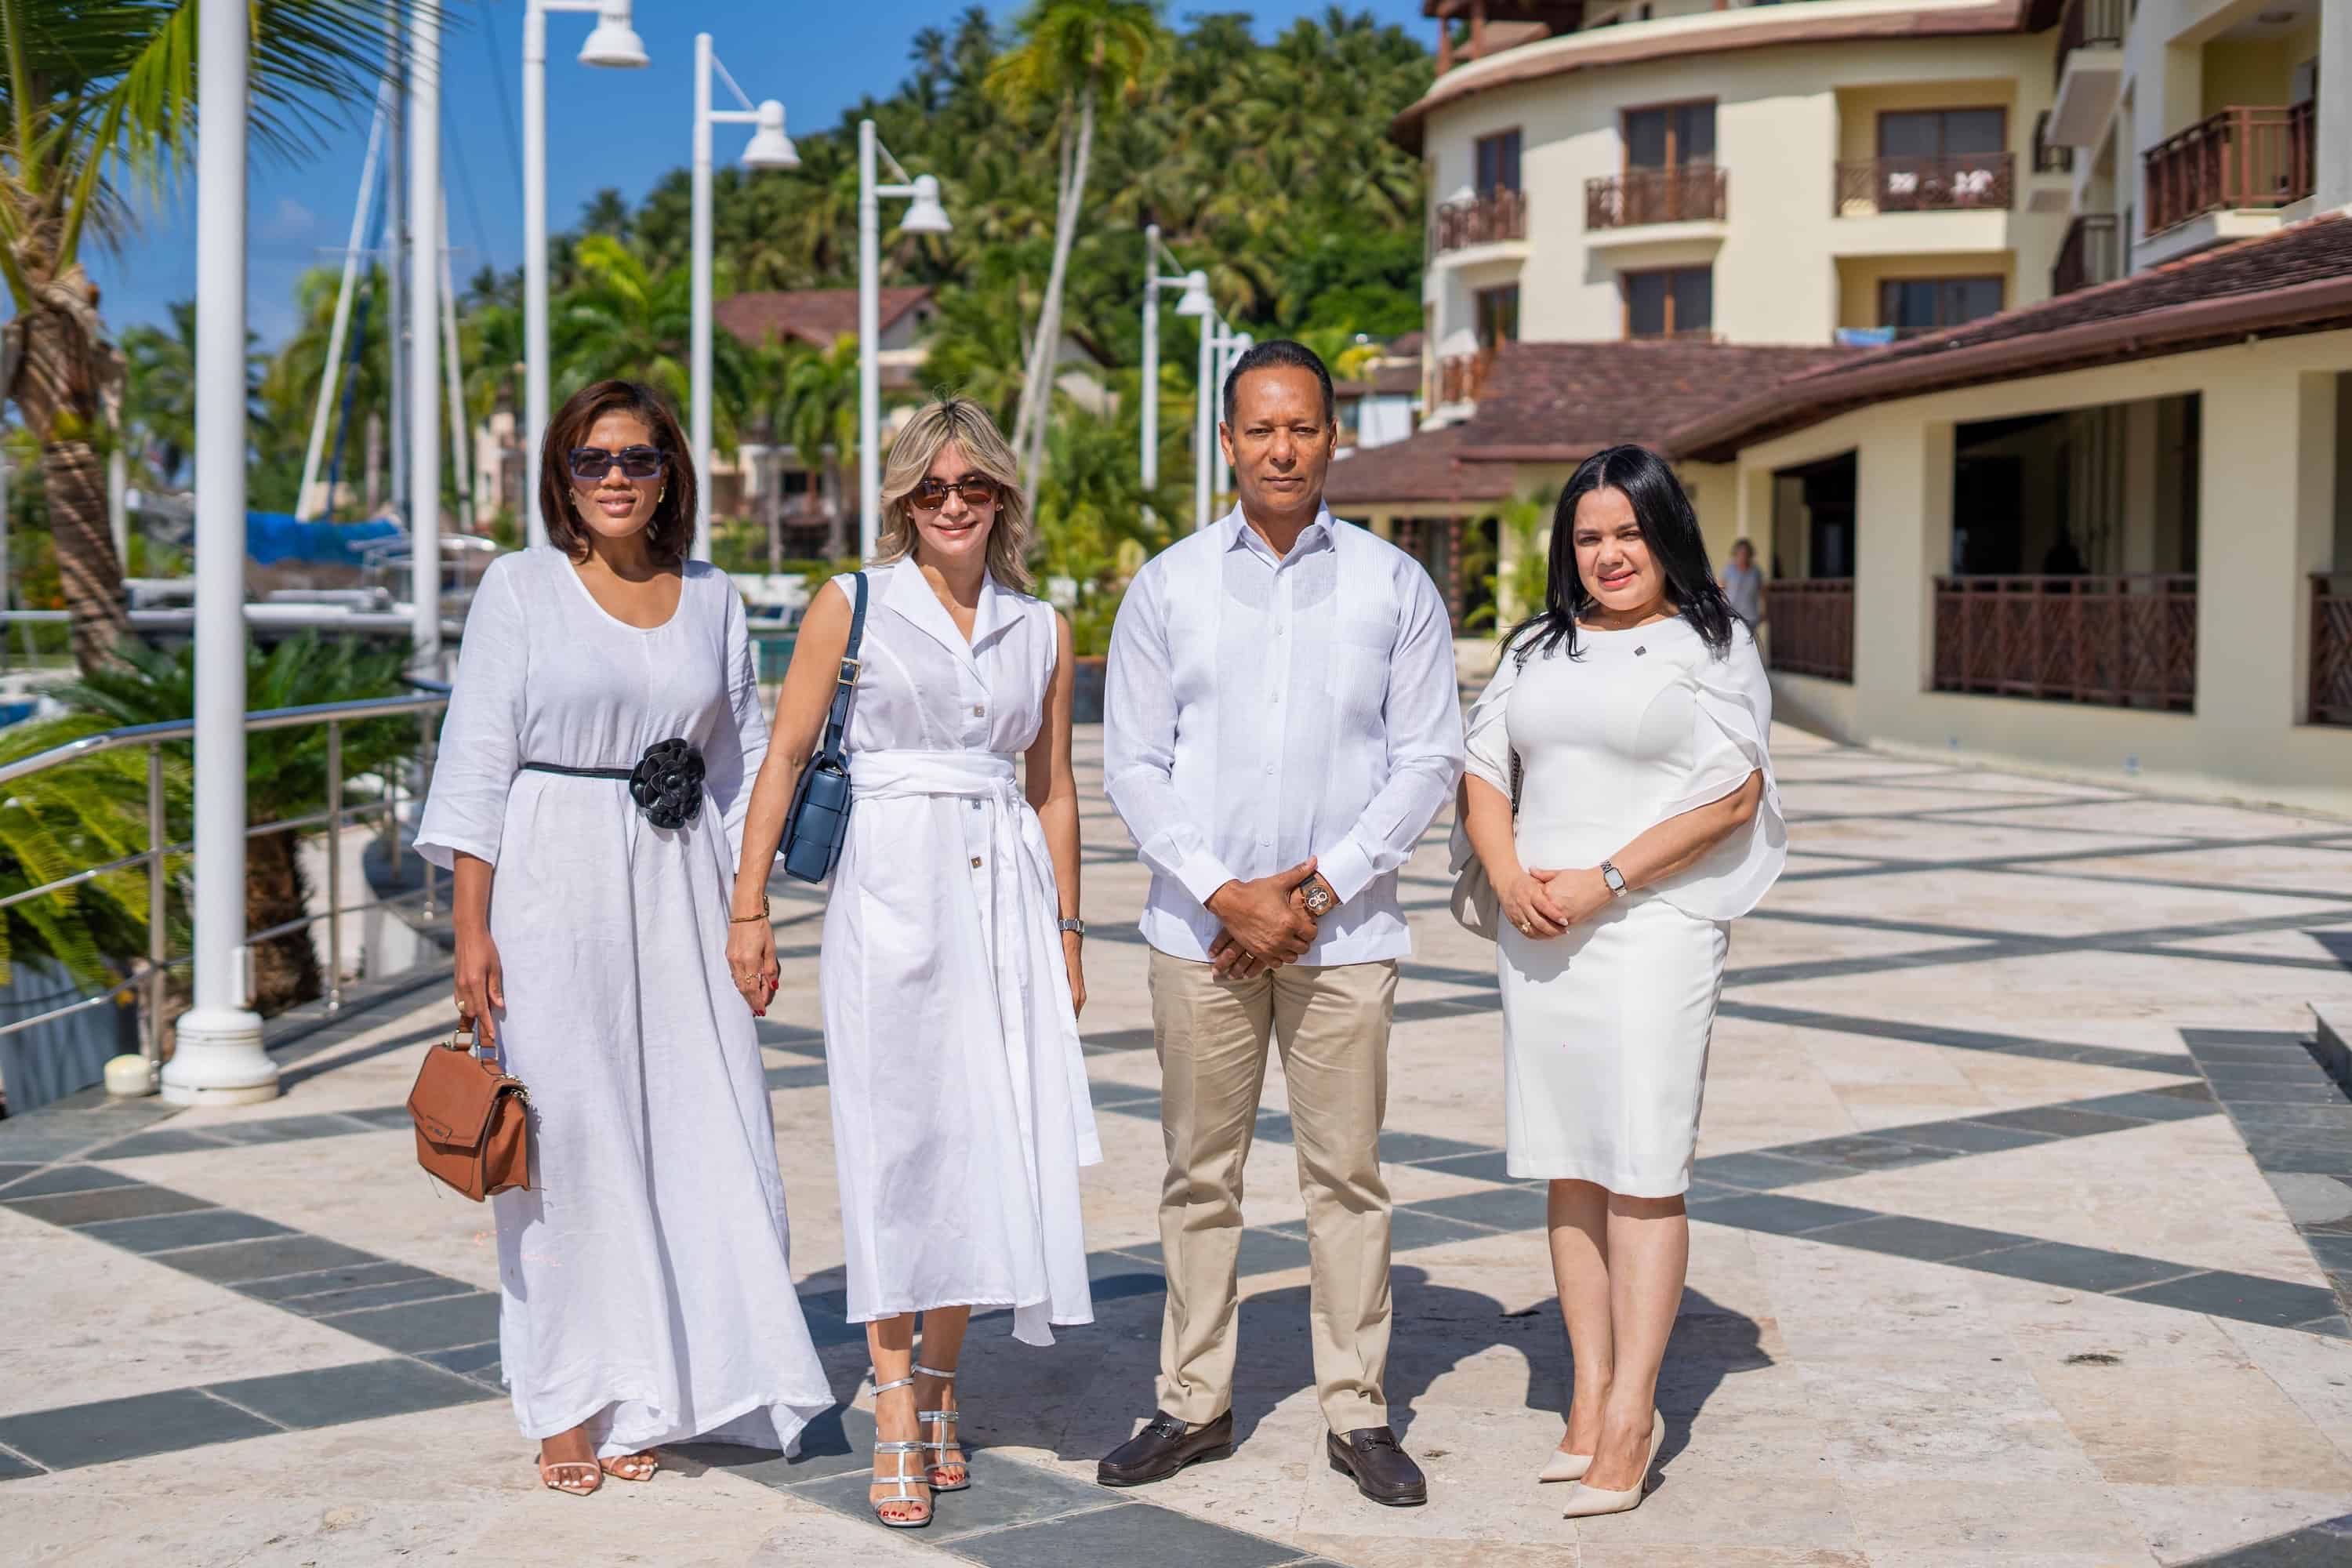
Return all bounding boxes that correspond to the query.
[539,379,696,568]
[875,396,1035,593]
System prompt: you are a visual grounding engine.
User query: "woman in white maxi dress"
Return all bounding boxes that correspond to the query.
[728,400,1097,1530]
[418,381,832,1497]
[1457,445,1784,1519]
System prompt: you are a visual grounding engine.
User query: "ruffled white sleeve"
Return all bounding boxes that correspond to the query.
[1448,641,1523,876]
[702,575,770,863]
[1653,624,1786,920]
[415,556,527,871]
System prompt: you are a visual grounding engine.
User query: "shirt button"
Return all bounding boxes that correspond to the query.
[970,856,982,869]
[970,799,982,811]
[971,706,985,717]
[1264,763,1274,775]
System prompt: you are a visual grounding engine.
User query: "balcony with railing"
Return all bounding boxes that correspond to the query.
[1436,347,1496,405]
[1585,165,1727,230]
[1765,579,1853,684]
[2143,103,2316,235]
[1932,574,2196,711]
[2031,111,2072,176]
[2052,212,2121,296]
[1835,151,2013,216]
[1432,187,1527,254]
[2314,573,2352,728]
[2054,0,2126,84]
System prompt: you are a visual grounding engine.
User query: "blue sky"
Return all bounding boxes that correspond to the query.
[87,0,1432,348]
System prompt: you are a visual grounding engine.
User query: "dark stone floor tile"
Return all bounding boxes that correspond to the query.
[1889,1120,2054,1156]
[204,1114,377,1147]
[2179,1512,2352,1566]
[209,1357,495,1428]
[343,1105,418,1131]
[1971,1106,2143,1139]
[1686,1192,1882,1236]
[236,1260,437,1302]
[862,1446,1115,1540]
[85,1127,236,1158]
[316,1291,503,1353]
[763,1063,829,1091]
[1091,1271,1165,1305]
[1409,1149,1517,1185]
[161,1234,384,1285]
[2071,1091,2223,1123]
[282,1274,481,1316]
[1689,1151,1847,1190]
[6,1183,214,1228]
[2225,1105,2352,1131]
[2301,1233,2352,1270]
[419,1342,505,1383]
[1230,1228,1312,1276]
[2198,1061,2336,1083]
[0,1446,44,1480]
[2117,1270,2342,1328]
[2295,1316,2352,1341]
[1381,1131,1492,1165]
[2188,1041,2321,1064]
[0,1162,42,1190]
[956,1501,1302,1568]
[1404,1186,1544,1235]
[0,1388,279,1470]
[2238,1144,2352,1177]
[1387,1206,1499,1251]
[1962,1240,2197,1294]
[82,1207,292,1254]
[0,1163,140,1199]
[1804,1214,2027,1263]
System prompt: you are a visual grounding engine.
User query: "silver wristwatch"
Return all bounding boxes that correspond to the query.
[1599,861,1628,898]
[1057,917,1087,938]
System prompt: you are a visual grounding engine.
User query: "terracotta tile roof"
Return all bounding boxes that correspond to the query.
[1324,421,1514,509]
[1457,339,1860,459]
[1674,213,2352,460]
[714,287,934,350]
[1334,363,1421,398]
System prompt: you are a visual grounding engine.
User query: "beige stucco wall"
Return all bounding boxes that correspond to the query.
[1731,330,2352,814]
[1420,9,2067,352]
[1835,252,2016,331]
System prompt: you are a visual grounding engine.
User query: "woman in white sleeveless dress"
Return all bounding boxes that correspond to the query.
[1456,445,1785,1519]
[418,380,833,1497]
[728,399,1098,1530]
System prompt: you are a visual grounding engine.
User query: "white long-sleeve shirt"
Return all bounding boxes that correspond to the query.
[1102,505,1466,965]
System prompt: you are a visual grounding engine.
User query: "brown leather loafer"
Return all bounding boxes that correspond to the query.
[1097,1409,1234,1487]
[1327,1425,1427,1507]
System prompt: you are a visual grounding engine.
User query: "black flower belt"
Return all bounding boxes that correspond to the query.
[521,739,704,830]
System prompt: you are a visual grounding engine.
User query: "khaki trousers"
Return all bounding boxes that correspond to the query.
[1149,949,1398,1434]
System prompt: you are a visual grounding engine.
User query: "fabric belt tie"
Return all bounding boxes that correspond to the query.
[851,749,1020,803]
[521,739,704,830]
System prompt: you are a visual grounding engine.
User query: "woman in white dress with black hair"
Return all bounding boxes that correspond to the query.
[727,397,1098,1530]
[1456,443,1785,1519]
[417,379,833,1497]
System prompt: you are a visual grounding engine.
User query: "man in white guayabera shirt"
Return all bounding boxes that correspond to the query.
[1097,339,1465,1508]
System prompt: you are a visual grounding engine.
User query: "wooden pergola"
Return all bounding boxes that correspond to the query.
[1424,0,1588,74]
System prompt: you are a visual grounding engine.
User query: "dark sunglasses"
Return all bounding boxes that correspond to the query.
[567,445,667,481]
[909,475,999,512]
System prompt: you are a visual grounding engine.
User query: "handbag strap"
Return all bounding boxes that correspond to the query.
[815,572,868,768]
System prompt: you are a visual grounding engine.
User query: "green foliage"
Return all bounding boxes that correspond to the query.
[0,709,179,989]
[1475,488,1556,634]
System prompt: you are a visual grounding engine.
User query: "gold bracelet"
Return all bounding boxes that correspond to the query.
[729,893,770,925]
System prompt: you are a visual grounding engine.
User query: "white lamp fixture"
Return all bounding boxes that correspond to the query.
[524,0,651,549]
[692,36,797,561]
[1174,269,1212,318]
[1141,230,1211,502]
[578,2,647,67]
[858,120,953,557]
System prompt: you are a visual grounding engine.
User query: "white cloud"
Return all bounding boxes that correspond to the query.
[258,197,315,245]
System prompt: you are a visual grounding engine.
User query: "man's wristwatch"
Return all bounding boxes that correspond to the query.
[1599,861,1628,899]
[1057,917,1087,939]
[1301,877,1334,919]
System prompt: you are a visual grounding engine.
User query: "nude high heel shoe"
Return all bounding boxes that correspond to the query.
[1538,1446,1591,1483]
[1559,1410,1664,1518]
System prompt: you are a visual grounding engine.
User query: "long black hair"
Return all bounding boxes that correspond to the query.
[1504,443,1737,663]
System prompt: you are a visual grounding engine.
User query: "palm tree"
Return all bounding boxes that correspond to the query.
[0,0,406,672]
[554,234,747,433]
[987,0,1166,494]
[119,300,199,487]
[782,335,861,561]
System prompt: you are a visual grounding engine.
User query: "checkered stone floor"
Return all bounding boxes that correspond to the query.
[5,726,2352,1566]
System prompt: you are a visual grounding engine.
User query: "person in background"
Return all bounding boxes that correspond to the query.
[1098,339,1465,1508]
[416,379,832,1499]
[1720,536,1764,630]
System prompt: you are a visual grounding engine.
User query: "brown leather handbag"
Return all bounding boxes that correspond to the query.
[407,1017,532,1201]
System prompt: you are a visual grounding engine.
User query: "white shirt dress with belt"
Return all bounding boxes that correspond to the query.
[818,560,1100,1345]
[1457,616,1787,1196]
[415,549,833,1457]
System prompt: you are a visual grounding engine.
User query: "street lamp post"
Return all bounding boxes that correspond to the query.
[165,0,274,1104]
[523,1,646,549]
[408,0,441,672]
[691,34,798,562]
[1138,223,1210,499]
[1192,314,1252,532]
[856,119,950,560]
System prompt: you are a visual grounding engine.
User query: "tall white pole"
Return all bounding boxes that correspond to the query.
[1194,309,1214,532]
[387,42,407,523]
[107,448,129,569]
[166,0,275,1104]
[409,2,442,670]
[521,0,550,547]
[1141,223,1159,495]
[295,89,390,521]
[857,118,881,561]
[690,33,714,562]
[439,191,474,534]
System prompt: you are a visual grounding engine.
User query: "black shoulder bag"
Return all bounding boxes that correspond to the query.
[779,572,867,884]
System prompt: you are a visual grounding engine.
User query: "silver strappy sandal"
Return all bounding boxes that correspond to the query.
[866,1373,933,1529]
[915,1362,968,1492]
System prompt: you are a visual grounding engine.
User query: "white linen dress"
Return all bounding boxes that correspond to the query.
[416,548,833,1457]
[1455,616,1786,1196]
[818,559,1101,1346]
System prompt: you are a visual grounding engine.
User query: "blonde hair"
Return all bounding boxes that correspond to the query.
[875,397,1036,594]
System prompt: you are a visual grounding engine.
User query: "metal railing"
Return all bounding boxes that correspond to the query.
[1432,187,1527,252]
[2056,0,2128,84]
[2032,111,2073,175]
[1585,165,1728,230]
[2053,212,2122,296]
[0,688,452,1072]
[2313,573,2352,728]
[1933,573,2196,710]
[1763,579,1854,683]
[2143,103,2316,234]
[1835,151,2014,215]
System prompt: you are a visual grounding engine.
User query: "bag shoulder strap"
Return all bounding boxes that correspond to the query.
[816,572,868,765]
